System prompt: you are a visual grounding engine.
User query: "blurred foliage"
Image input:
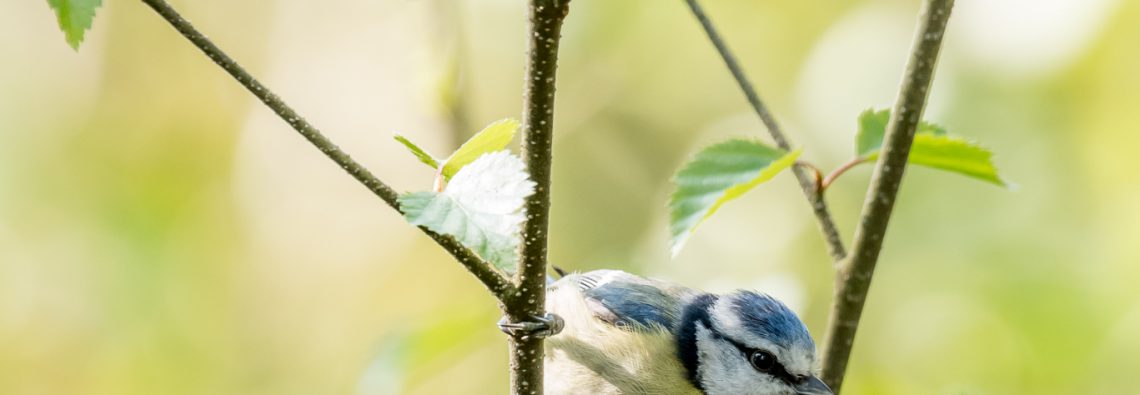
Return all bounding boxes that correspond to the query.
[3,0,1139,394]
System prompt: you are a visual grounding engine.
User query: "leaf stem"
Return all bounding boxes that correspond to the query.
[138,0,515,300]
[820,157,870,192]
[820,0,955,392]
[684,0,847,263]
[506,0,571,394]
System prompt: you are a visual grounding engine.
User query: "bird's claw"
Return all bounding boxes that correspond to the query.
[497,313,564,339]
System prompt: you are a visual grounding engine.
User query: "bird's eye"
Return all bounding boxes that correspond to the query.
[749,350,776,372]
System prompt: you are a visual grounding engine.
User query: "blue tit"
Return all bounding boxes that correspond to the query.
[543,270,832,395]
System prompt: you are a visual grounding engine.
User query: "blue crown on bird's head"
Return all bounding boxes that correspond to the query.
[724,291,815,353]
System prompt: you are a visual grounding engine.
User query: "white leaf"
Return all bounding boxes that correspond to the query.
[399,151,535,272]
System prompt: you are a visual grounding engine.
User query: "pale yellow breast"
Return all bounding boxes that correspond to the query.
[543,277,702,395]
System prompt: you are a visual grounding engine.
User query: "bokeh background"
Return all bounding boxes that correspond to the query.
[3,0,1139,393]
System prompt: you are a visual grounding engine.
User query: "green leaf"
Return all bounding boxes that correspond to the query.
[855,109,946,158]
[47,0,103,50]
[855,109,1008,186]
[669,140,801,257]
[440,118,519,180]
[855,109,891,158]
[399,151,534,272]
[393,134,440,169]
[907,134,1007,185]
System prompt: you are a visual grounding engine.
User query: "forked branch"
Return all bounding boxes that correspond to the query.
[684,0,848,262]
[685,0,958,392]
[820,0,956,391]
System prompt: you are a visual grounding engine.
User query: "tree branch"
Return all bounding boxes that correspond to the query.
[138,0,515,300]
[820,0,955,392]
[684,0,847,262]
[503,0,571,393]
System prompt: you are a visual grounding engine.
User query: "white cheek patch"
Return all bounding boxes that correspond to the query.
[783,348,816,378]
[694,323,789,395]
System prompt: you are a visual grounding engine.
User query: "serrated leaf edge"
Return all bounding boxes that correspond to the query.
[48,0,103,50]
[854,108,1010,188]
[399,191,521,271]
[668,142,801,257]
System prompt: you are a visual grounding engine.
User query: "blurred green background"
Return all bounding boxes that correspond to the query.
[3,0,1139,394]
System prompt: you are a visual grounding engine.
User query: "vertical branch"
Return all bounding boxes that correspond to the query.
[820,0,955,392]
[685,0,847,262]
[506,1,571,394]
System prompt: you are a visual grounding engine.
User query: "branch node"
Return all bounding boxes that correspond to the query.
[820,0,956,391]
[685,0,847,263]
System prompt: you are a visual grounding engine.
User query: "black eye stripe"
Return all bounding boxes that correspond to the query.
[715,333,800,385]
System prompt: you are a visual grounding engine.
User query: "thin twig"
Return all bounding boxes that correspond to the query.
[685,0,847,262]
[138,0,515,300]
[505,0,571,394]
[820,0,955,392]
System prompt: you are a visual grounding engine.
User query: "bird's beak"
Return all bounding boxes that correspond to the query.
[794,375,833,395]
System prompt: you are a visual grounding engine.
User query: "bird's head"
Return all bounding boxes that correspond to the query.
[677,292,832,395]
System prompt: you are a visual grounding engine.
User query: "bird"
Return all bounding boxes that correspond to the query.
[537,269,832,395]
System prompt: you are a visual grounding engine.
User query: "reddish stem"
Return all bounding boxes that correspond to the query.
[821,157,870,192]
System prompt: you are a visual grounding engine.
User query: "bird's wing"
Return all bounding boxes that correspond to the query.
[574,270,697,331]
